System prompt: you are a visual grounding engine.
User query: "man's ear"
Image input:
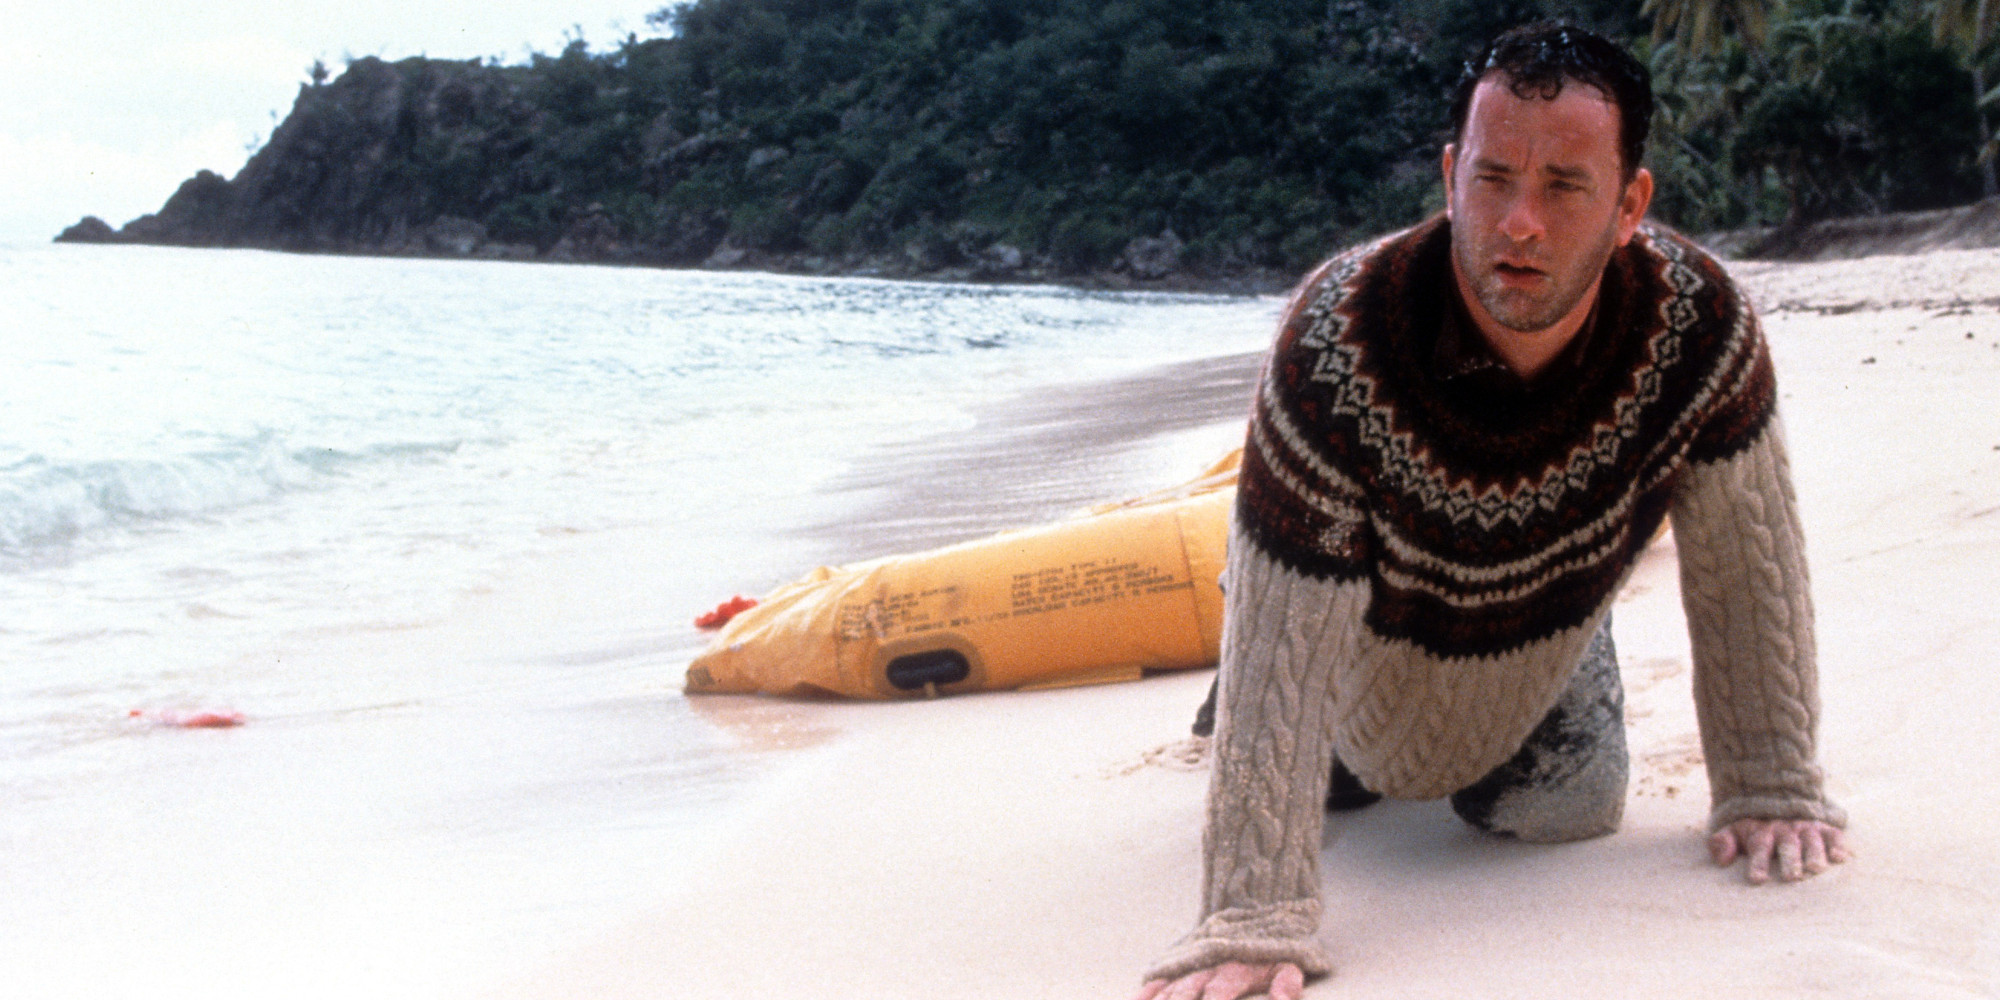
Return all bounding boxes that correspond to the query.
[1615,167,1654,246]
[1441,143,1458,219]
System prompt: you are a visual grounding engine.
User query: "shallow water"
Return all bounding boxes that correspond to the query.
[0,241,1277,997]
[0,243,1274,741]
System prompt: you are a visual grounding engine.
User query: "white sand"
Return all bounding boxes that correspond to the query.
[492,250,2000,1000]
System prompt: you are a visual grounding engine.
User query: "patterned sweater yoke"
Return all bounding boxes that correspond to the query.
[1241,216,1768,659]
[1144,218,1844,985]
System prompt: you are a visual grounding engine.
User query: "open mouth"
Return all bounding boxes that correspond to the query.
[1493,262,1544,284]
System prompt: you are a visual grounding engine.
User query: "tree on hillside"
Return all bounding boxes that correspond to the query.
[1930,0,2000,195]
[1642,0,1775,54]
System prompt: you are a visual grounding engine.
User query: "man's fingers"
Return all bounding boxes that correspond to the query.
[1163,968,1216,1000]
[1148,962,1303,1000]
[1775,823,1805,881]
[1708,828,1740,866]
[1801,825,1832,874]
[1714,819,1851,883]
[1744,822,1778,884]
[1199,963,1261,1000]
[1270,963,1308,1000]
[1113,962,1292,1000]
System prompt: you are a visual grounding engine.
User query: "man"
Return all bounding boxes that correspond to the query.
[1136,23,1848,1000]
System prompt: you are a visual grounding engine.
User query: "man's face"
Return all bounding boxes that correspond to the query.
[1443,75,1652,341]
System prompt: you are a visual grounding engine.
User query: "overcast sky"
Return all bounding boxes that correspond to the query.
[0,2,668,243]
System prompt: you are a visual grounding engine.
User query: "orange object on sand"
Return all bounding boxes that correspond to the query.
[684,451,1240,699]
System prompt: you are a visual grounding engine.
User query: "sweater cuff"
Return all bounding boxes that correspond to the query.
[1141,901,1333,984]
[1707,793,1848,833]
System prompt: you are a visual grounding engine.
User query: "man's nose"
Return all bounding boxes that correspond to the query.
[1498,192,1546,243]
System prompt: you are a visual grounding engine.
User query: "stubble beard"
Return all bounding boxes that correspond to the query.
[1457,220,1620,334]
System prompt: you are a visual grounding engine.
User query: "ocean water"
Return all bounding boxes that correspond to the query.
[0,241,1276,997]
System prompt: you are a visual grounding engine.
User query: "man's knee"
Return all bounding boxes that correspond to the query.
[1450,619,1629,843]
[1450,750,1626,843]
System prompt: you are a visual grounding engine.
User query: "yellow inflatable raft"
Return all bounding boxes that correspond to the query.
[684,452,1239,699]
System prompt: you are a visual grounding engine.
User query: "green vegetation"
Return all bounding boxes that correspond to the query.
[1645,0,1992,231]
[616,0,1647,272]
[98,1,2000,274]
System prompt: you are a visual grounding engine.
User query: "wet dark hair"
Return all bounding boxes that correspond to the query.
[1448,22,1653,180]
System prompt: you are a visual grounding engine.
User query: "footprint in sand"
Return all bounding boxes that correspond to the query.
[1632,734,1705,799]
[1107,736,1212,777]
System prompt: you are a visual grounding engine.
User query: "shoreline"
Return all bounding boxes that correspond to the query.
[482,331,1270,998]
[801,350,1262,561]
[50,230,1301,297]
[58,193,2000,297]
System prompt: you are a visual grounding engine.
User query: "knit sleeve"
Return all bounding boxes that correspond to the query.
[1142,525,1366,983]
[1670,416,1845,831]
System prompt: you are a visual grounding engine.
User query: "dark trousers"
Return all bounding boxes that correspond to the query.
[1193,615,1627,843]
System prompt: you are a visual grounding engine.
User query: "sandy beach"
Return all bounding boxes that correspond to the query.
[484,246,2000,999]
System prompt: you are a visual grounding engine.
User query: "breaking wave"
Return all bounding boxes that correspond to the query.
[0,433,463,559]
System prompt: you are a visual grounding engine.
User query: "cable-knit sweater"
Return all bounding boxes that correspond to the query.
[1146,216,1845,982]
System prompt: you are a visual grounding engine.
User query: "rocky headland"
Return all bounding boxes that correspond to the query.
[53,48,1301,293]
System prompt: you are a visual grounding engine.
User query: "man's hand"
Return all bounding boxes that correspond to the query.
[1709,818,1851,883]
[1131,962,1305,1000]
